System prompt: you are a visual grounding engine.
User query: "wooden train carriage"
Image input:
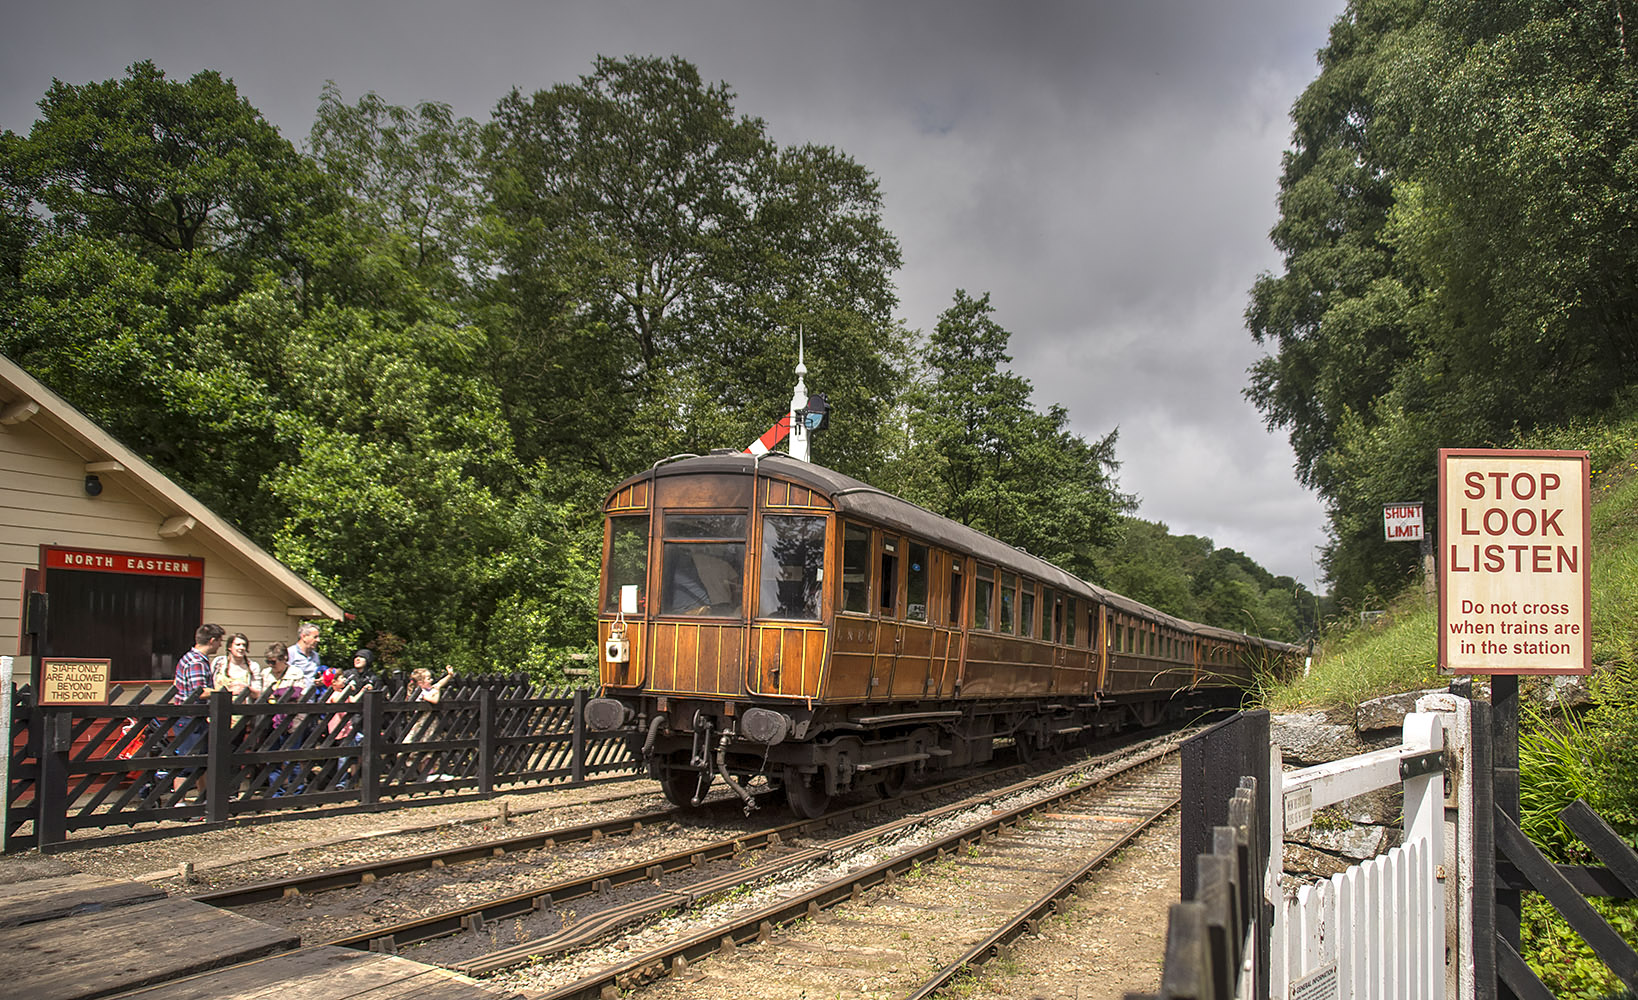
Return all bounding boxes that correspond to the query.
[585,452,1257,816]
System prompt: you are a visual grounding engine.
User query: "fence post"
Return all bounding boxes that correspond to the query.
[572,688,587,785]
[1,656,12,849]
[479,687,495,796]
[36,705,69,850]
[207,690,230,823]
[360,688,382,807]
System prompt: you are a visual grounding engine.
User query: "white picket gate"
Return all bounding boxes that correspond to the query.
[1267,695,1473,1000]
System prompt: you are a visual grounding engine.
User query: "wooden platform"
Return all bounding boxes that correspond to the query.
[108,946,514,999]
[0,874,516,1000]
[0,871,164,927]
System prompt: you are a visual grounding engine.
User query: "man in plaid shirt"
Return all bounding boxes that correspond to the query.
[173,623,225,703]
[166,623,224,803]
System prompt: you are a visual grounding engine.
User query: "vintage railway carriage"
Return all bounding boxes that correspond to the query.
[584,452,1290,817]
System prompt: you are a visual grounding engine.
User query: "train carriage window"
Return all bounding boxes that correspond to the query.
[906,542,929,622]
[999,573,1016,634]
[1019,583,1035,638]
[603,515,650,614]
[758,514,826,620]
[973,565,995,630]
[1066,597,1077,646]
[880,537,900,617]
[947,557,964,625]
[841,523,870,613]
[659,513,747,617]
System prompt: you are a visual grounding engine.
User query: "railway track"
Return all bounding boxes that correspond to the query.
[198,726,1174,910]
[191,726,1192,998]
[238,734,1181,993]
[485,741,1182,999]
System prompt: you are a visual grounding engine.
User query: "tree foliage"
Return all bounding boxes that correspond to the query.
[1088,518,1323,642]
[1249,0,1638,605]
[889,290,1128,579]
[480,55,907,479]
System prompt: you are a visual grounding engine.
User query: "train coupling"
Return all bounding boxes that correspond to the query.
[584,697,633,731]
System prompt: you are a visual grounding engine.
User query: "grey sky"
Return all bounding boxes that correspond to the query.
[2,1,1345,591]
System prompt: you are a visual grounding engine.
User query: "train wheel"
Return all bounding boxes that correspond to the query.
[875,764,907,800]
[659,762,711,808]
[783,766,830,819]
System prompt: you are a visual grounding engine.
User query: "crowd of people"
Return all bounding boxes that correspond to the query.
[160,622,459,800]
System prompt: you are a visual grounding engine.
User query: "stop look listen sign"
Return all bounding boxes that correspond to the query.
[1438,449,1590,675]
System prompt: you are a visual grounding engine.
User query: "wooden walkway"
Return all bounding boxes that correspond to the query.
[0,872,516,1000]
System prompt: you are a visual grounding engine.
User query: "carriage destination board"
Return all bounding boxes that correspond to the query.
[1438,449,1590,675]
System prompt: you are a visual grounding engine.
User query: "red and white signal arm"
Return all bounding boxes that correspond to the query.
[1383,502,1424,541]
[1437,449,1591,675]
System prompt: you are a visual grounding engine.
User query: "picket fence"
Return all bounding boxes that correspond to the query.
[1270,704,1458,999]
[1143,694,1471,1000]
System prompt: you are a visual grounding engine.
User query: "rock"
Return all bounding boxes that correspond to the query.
[1303,823,1397,861]
[1271,712,1377,765]
[1282,842,1353,881]
[1355,689,1448,733]
[1539,673,1592,710]
[1329,787,1402,827]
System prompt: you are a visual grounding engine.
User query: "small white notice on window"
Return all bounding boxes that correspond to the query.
[1291,963,1338,1000]
[1284,784,1314,832]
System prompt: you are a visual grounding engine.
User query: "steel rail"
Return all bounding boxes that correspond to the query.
[898,793,1181,999]
[194,804,690,906]
[475,744,1180,991]
[322,745,1142,955]
[198,733,1137,909]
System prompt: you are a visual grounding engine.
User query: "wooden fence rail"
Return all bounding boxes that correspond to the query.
[4,679,638,852]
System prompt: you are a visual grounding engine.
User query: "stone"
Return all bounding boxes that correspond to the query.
[1271,712,1377,765]
[1539,673,1592,710]
[1304,823,1397,861]
[1355,689,1448,734]
[1282,842,1352,881]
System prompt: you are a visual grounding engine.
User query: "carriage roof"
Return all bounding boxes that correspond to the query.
[612,452,1281,643]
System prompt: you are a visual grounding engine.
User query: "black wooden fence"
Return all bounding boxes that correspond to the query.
[1130,774,1262,1000]
[1129,710,1270,1000]
[1479,681,1638,1000]
[4,678,638,853]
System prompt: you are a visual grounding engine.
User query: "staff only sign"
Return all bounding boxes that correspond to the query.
[1438,449,1591,675]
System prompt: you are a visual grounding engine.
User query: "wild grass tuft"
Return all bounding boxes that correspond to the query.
[1263,595,1441,712]
[1517,703,1605,863]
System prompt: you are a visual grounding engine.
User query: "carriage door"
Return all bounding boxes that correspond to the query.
[887,541,937,700]
[925,551,961,697]
[869,535,901,701]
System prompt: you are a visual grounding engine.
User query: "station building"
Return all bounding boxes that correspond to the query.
[0,354,342,693]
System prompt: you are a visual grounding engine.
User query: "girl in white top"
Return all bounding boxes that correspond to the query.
[211,633,268,697]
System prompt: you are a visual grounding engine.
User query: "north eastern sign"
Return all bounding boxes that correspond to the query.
[1438,449,1590,675]
[1383,502,1424,541]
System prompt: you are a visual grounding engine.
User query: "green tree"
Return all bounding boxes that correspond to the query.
[1247,0,1638,605]
[893,290,1127,576]
[5,60,314,264]
[480,55,906,478]
[308,84,483,301]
